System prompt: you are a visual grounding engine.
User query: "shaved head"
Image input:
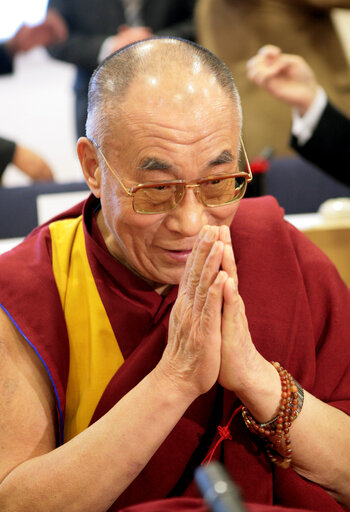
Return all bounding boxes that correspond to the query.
[86,37,242,143]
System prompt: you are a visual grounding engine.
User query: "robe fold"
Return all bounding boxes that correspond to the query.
[1,194,349,511]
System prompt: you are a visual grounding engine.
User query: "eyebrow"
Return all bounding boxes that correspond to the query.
[208,150,235,167]
[139,157,172,170]
[139,150,235,172]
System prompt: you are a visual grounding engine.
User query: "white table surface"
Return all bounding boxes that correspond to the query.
[0,237,24,254]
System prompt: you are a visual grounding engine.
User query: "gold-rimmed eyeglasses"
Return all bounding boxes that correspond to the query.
[90,137,252,215]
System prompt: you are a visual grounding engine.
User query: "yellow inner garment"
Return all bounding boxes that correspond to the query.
[50,217,124,442]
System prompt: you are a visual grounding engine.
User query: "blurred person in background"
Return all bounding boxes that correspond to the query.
[1,38,350,512]
[0,139,53,184]
[0,9,67,183]
[46,0,196,138]
[195,0,350,159]
[247,45,350,187]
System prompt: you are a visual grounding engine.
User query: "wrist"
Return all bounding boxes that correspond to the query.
[296,88,318,117]
[151,362,201,405]
[242,362,305,469]
[292,86,327,145]
[235,355,282,423]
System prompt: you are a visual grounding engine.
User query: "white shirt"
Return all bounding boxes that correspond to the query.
[291,87,328,146]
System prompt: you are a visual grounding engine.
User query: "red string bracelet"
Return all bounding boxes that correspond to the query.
[201,405,243,466]
[242,361,304,469]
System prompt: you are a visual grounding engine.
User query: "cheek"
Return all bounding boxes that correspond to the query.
[100,175,124,215]
[123,212,165,233]
[207,202,240,224]
[114,209,166,246]
[101,174,165,233]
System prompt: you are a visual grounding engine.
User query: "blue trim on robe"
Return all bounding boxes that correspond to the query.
[0,302,64,445]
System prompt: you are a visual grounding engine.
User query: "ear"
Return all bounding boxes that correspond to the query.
[77,137,102,198]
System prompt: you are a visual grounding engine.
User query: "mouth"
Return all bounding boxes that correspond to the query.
[161,247,192,262]
[168,248,192,253]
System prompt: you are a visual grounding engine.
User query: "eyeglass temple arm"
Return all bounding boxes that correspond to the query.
[240,137,253,182]
[90,138,133,196]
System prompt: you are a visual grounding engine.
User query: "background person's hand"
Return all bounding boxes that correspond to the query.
[110,26,153,53]
[5,10,68,55]
[12,145,54,181]
[42,8,68,45]
[246,45,319,116]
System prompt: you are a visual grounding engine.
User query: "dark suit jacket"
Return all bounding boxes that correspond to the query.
[0,138,16,179]
[291,101,350,187]
[0,44,15,179]
[47,0,196,136]
[0,43,13,75]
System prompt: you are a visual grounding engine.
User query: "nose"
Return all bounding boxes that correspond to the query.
[164,187,208,237]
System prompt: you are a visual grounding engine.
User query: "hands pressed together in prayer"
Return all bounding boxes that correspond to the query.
[155,225,350,506]
[158,225,280,420]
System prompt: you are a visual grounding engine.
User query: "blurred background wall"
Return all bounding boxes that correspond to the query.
[0,2,349,187]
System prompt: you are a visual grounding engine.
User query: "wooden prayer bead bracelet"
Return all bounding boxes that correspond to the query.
[242,361,304,469]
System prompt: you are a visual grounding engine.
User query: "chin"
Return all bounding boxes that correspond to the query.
[155,271,182,288]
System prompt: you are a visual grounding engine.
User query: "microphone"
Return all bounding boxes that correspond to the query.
[194,462,247,512]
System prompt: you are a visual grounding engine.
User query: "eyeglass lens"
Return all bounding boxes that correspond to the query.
[133,175,247,214]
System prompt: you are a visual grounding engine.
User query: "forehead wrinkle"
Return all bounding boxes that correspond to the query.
[121,103,234,141]
[125,116,202,137]
[125,104,229,126]
[124,120,232,148]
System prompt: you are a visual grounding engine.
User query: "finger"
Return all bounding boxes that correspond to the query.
[222,243,237,285]
[247,63,274,86]
[247,62,278,84]
[218,224,231,244]
[248,62,291,89]
[258,44,282,59]
[181,226,219,299]
[179,226,204,288]
[200,269,228,341]
[223,276,238,309]
[246,54,264,72]
[222,277,242,340]
[247,46,282,72]
[220,277,252,391]
[193,240,224,315]
[218,226,238,288]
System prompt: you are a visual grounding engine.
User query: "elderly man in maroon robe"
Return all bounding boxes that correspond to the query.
[0,38,349,512]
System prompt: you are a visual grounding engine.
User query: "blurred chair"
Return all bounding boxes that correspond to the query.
[0,181,89,239]
[265,157,350,214]
[303,225,350,286]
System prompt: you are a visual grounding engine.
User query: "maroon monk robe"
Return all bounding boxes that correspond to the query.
[0,194,349,511]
